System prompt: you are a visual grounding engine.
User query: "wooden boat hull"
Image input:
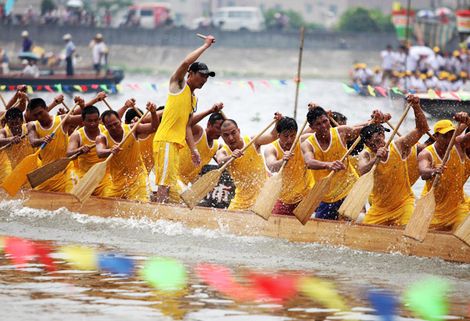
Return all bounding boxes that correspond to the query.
[6,190,469,264]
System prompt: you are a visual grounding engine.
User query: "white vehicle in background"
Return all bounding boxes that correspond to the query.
[212,7,265,31]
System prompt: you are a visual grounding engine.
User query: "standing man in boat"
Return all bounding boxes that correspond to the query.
[96,103,159,202]
[358,95,430,226]
[263,117,314,215]
[301,107,387,220]
[21,30,32,52]
[153,35,216,203]
[27,97,84,192]
[216,113,283,210]
[91,33,107,76]
[178,103,224,188]
[63,33,75,76]
[418,114,469,231]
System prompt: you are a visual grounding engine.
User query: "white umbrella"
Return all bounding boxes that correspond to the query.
[409,45,434,57]
[66,0,83,8]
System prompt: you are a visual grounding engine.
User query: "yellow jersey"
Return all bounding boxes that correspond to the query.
[0,149,12,185]
[154,84,197,148]
[4,124,34,169]
[76,126,112,197]
[406,144,420,186]
[34,116,72,192]
[423,144,468,230]
[103,124,149,202]
[364,142,414,225]
[306,127,358,203]
[179,130,219,185]
[272,140,314,204]
[139,132,155,174]
[223,136,267,210]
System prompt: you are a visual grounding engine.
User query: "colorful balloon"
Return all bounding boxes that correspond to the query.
[4,236,35,266]
[140,257,187,291]
[98,253,134,276]
[33,241,56,272]
[247,272,298,302]
[298,276,348,311]
[404,278,450,321]
[367,289,397,321]
[59,245,97,270]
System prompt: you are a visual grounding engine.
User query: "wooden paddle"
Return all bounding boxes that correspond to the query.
[0,93,7,107]
[180,119,277,209]
[293,27,305,120]
[293,135,363,225]
[1,105,78,196]
[27,145,95,188]
[71,110,150,203]
[386,119,436,141]
[454,215,470,246]
[404,126,459,242]
[338,104,412,220]
[251,119,309,220]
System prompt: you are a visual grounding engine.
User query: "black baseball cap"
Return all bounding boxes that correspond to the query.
[189,62,215,77]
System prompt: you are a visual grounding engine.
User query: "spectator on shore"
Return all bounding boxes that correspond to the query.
[90,33,108,76]
[380,45,394,86]
[21,59,39,78]
[0,47,9,74]
[63,33,75,76]
[21,30,32,52]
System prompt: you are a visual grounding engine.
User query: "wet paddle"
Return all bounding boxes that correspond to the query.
[293,135,363,225]
[71,110,150,203]
[180,119,277,209]
[338,104,412,220]
[27,145,95,188]
[454,215,470,246]
[251,119,308,220]
[1,105,79,196]
[404,127,459,242]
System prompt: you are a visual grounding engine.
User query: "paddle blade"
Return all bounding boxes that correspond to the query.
[454,215,470,246]
[27,158,71,188]
[71,161,107,203]
[180,169,222,209]
[294,175,332,225]
[404,189,436,242]
[1,153,40,196]
[251,173,282,220]
[338,169,374,220]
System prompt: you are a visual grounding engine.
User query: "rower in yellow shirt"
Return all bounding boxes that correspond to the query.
[153,35,215,203]
[264,117,314,215]
[455,118,470,214]
[359,95,430,225]
[418,114,469,231]
[178,103,224,187]
[216,113,283,210]
[27,97,84,193]
[96,103,159,202]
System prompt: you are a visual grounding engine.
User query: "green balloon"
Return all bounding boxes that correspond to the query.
[140,257,187,292]
[404,277,450,321]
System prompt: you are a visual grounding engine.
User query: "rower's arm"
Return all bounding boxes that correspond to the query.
[301,140,329,170]
[0,128,9,146]
[254,113,283,148]
[264,144,282,173]
[66,131,82,157]
[456,131,470,148]
[169,35,215,93]
[357,150,375,175]
[190,102,223,126]
[418,149,435,180]
[62,114,83,133]
[96,135,111,158]
[85,92,107,108]
[135,103,159,137]
[185,113,198,152]
[27,122,44,147]
[47,95,64,112]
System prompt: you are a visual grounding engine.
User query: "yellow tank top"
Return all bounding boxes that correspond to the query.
[35,116,68,164]
[179,131,219,185]
[103,124,147,188]
[364,142,414,225]
[76,125,105,176]
[273,140,314,204]
[423,144,466,226]
[154,84,197,148]
[306,127,358,203]
[4,124,34,168]
[139,132,155,173]
[223,136,267,210]
[406,144,420,186]
[0,149,12,184]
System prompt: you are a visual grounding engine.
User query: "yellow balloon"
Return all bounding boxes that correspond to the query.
[59,245,97,270]
[298,276,348,311]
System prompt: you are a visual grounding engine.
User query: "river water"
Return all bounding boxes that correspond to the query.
[0,75,469,321]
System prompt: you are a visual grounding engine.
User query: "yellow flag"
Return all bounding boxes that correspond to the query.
[367,85,376,97]
[392,2,401,11]
[27,85,34,94]
[59,245,97,270]
[298,276,348,311]
[427,88,438,99]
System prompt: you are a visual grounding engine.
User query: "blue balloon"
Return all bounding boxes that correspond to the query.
[367,289,397,321]
[98,253,134,276]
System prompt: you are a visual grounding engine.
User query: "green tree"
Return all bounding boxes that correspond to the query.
[41,0,56,15]
[369,9,394,32]
[264,8,324,31]
[96,0,132,12]
[338,7,380,32]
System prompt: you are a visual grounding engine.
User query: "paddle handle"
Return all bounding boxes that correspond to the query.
[103,98,113,110]
[279,118,308,172]
[0,133,27,151]
[220,118,277,171]
[105,110,151,162]
[61,102,70,111]
[0,93,7,108]
[70,144,96,160]
[386,120,402,137]
[196,33,207,39]
[431,125,460,189]
[293,27,305,120]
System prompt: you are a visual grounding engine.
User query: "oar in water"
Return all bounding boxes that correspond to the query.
[338,104,412,220]
[1,105,79,196]
[403,126,460,242]
[454,215,470,246]
[0,133,27,152]
[71,110,150,203]
[27,145,95,188]
[293,135,363,225]
[251,119,308,220]
[180,119,277,210]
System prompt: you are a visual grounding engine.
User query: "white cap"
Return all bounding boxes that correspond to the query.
[21,30,29,37]
[95,33,103,40]
[21,59,28,64]
[63,33,72,40]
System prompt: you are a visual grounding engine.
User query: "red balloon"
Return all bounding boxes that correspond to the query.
[247,272,299,302]
[4,237,35,266]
